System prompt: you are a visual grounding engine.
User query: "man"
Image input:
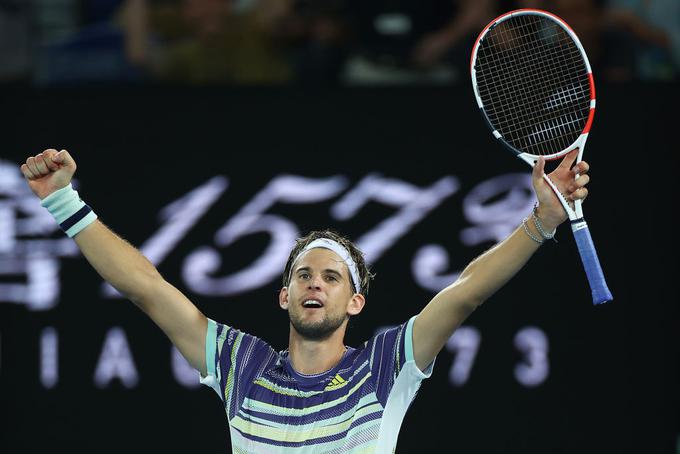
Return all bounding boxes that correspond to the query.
[20,147,590,452]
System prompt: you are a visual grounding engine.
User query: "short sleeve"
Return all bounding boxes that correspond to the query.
[200,319,277,418]
[367,315,435,406]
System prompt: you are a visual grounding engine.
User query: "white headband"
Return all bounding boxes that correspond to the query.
[290,238,361,294]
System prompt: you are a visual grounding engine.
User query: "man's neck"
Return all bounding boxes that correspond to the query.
[287,327,347,375]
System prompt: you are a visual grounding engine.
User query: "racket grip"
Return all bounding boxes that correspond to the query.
[571,222,613,305]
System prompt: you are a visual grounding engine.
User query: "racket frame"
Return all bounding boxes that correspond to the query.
[470,9,612,304]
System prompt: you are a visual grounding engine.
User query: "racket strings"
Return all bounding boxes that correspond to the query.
[510,17,589,144]
[483,16,586,122]
[481,22,588,153]
[478,34,587,116]
[474,14,591,156]
[483,18,587,151]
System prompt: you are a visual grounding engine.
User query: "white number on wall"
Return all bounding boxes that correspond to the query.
[514,326,549,387]
[446,326,481,386]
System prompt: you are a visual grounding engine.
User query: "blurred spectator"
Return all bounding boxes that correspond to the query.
[279,0,351,85]
[34,0,81,42]
[2,0,678,85]
[410,0,495,70]
[549,0,678,81]
[0,0,33,83]
[549,0,614,78]
[34,0,144,85]
[343,0,498,84]
[124,0,293,84]
[604,0,679,80]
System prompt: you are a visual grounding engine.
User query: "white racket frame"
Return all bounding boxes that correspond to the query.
[471,9,612,304]
[470,9,596,231]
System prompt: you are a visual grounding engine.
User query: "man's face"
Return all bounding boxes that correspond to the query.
[281,248,362,340]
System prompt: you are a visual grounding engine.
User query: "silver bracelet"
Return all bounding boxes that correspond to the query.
[522,217,544,245]
[532,204,557,242]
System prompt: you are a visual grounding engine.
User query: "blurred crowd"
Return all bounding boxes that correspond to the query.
[1,0,678,86]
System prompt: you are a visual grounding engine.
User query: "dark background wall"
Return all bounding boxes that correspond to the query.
[0,84,678,453]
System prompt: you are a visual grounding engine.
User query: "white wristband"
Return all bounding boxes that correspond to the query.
[40,184,97,238]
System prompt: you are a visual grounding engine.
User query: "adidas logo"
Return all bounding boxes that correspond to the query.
[325,374,347,391]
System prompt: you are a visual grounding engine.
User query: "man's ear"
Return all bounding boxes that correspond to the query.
[279,287,289,310]
[347,293,366,316]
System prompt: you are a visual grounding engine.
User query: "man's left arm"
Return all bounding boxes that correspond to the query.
[413,151,590,371]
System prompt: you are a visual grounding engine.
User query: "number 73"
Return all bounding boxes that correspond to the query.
[447,326,549,388]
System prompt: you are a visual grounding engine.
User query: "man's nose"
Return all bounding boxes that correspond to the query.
[308,275,323,289]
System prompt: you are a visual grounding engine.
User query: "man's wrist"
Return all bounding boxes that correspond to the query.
[41,183,97,238]
[534,204,561,233]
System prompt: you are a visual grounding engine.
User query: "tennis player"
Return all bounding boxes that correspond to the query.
[21,147,590,452]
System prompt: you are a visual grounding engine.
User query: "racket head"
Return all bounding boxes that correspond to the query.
[470,9,595,161]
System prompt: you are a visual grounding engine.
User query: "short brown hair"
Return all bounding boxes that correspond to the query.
[282,229,374,295]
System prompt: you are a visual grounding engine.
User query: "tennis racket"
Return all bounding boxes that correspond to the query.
[470,9,612,305]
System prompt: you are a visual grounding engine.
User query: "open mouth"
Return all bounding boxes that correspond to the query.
[302,299,324,309]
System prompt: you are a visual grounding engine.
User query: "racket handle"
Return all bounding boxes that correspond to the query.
[571,221,613,305]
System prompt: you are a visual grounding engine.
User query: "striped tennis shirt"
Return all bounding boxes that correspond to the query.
[200,315,434,453]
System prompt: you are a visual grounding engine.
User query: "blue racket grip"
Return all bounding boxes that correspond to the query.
[572,222,613,305]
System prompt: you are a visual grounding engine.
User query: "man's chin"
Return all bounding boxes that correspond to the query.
[290,316,346,341]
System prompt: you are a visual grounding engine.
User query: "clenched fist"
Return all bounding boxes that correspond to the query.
[21,149,77,199]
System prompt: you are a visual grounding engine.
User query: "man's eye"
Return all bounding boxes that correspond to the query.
[299,273,310,280]
[325,275,338,281]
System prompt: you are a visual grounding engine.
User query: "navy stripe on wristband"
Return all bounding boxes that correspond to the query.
[59,204,93,232]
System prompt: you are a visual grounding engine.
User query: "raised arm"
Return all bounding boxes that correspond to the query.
[412,150,590,370]
[21,149,208,376]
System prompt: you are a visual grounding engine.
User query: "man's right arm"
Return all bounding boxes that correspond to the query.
[74,220,208,376]
[21,149,209,376]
